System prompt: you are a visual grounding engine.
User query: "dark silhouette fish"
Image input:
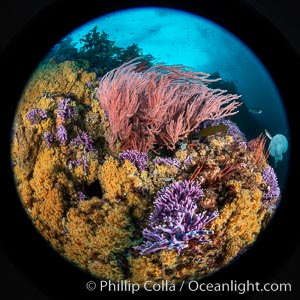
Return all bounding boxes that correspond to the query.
[194,124,228,138]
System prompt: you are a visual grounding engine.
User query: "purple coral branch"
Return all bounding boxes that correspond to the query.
[57,98,76,121]
[119,150,148,172]
[134,180,219,255]
[153,157,181,168]
[184,156,193,166]
[71,131,95,152]
[86,81,93,88]
[68,158,81,169]
[78,191,88,201]
[57,125,68,143]
[43,132,55,148]
[26,108,47,125]
[262,166,280,201]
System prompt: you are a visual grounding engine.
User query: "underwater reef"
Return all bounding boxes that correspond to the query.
[11,56,281,285]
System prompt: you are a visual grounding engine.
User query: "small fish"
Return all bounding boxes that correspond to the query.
[196,124,228,138]
[264,129,272,140]
[248,107,262,115]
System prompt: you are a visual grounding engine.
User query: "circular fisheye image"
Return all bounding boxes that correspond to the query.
[10,7,289,285]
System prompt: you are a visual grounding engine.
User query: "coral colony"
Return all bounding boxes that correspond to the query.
[97,59,241,152]
[57,125,68,143]
[119,150,148,172]
[26,108,47,125]
[43,132,55,148]
[57,98,76,121]
[78,191,88,201]
[153,157,182,168]
[71,131,95,153]
[134,181,219,255]
[262,166,280,202]
[13,39,282,285]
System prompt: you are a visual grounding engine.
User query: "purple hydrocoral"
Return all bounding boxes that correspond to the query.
[57,98,76,121]
[43,132,55,148]
[68,158,81,169]
[68,155,88,175]
[82,154,87,175]
[104,110,109,120]
[225,120,246,142]
[57,125,68,143]
[71,131,95,152]
[134,180,219,255]
[184,156,193,166]
[153,157,181,168]
[78,191,88,201]
[262,166,280,200]
[119,150,148,172]
[86,81,93,88]
[26,108,47,125]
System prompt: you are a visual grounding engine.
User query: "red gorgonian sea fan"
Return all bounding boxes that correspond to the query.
[96,59,241,152]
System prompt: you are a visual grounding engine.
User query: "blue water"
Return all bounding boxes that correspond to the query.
[63,7,290,187]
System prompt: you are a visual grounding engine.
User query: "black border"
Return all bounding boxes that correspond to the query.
[0,1,299,299]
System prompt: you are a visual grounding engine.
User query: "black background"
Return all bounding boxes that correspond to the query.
[0,1,299,299]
